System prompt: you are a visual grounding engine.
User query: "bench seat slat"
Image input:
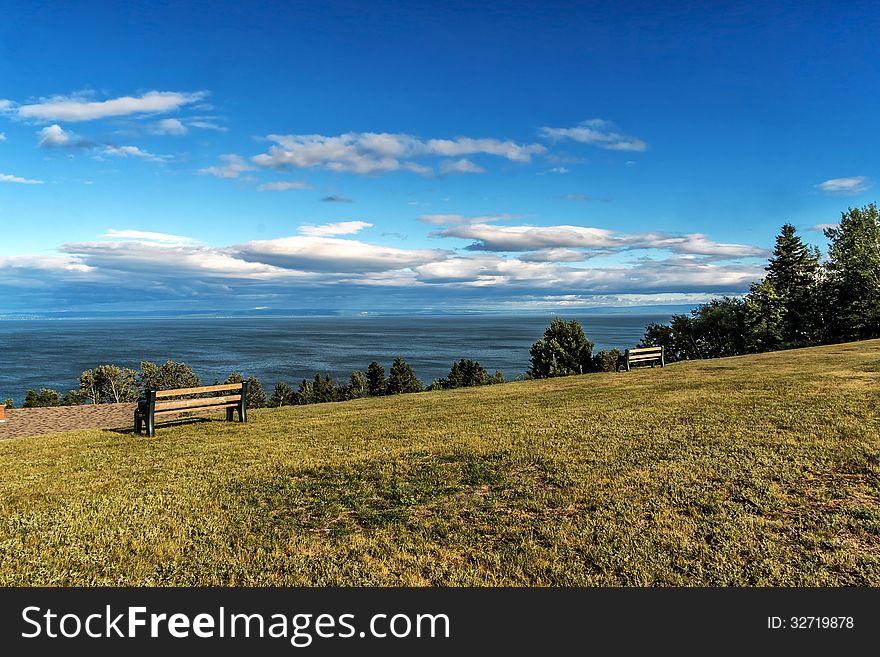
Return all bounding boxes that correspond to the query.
[154,402,240,417]
[155,383,242,398]
[628,347,663,355]
[628,354,662,361]
[154,395,242,412]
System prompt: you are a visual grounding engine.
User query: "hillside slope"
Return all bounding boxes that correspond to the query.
[1,340,878,585]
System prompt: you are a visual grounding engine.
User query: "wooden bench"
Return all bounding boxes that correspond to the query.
[134,382,248,437]
[619,346,665,371]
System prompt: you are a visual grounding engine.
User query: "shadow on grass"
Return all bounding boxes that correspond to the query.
[110,415,225,436]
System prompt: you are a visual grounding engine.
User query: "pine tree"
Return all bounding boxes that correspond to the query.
[367,361,386,396]
[269,382,295,407]
[763,223,821,343]
[386,357,422,394]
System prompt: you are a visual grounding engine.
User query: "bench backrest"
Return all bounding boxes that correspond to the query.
[623,345,665,370]
[154,383,243,398]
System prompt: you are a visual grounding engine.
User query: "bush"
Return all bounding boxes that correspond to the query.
[139,360,202,392]
[23,388,61,408]
[1,399,14,409]
[591,349,623,373]
[348,371,369,399]
[225,372,267,408]
[61,389,87,406]
[296,379,315,405]
[528,319,594,378]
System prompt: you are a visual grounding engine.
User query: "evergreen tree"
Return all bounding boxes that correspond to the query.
[823,203,880,340]
[386,357,422,394]
[268,381,295,407]
[763,223,821,343]
[312,374,337,403]
[367,361,386,396]
[445,359,489,388]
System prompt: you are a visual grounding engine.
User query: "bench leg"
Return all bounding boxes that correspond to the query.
[134,410,142,436]
[239,403,247,423]
[146,412,155,438]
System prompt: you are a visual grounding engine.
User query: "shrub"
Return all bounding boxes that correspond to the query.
[528,319,594,378]
[348,371,369,399]
[591,349,623,373]
[139,360,202,392]
[225,372,267,408]
[23,388,61,407]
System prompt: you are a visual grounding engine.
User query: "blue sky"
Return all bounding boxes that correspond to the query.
[1,0,877,314]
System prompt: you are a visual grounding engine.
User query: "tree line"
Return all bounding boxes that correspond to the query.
[3,356,506,409]
[639,204,880,361]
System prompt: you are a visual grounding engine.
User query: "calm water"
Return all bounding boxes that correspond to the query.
[0,314,670,403]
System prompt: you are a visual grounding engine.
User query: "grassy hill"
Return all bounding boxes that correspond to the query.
[1,340,878,586]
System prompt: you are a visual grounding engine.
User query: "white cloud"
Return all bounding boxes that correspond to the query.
[436,223,620,251]
[2,227,768,309]
[550,167,569,174]
[151,118,188,135]
[298,221,373,237]
[417,213,515,226]
[187,119,227,132]
[810,223,838,232]
[0,172,44,184]
[433,221,767,259]
[0,132,6,141]
[256,180,313,192]
[101,229,199,245]
[439,158,485,174]
[38,124,77,148]
[519,248,588,262]
[199,154,254,178]
[102,145,167,162]
[816,176,870,194]
[425,138,545,162]
[234,236,450,273]
[61,240,297,280]
[18,90,207,122]
[539,118,647,152]
[249,131,545,176]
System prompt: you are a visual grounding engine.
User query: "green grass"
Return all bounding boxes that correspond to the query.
[1,340,879,586]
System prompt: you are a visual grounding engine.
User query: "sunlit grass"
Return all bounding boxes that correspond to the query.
[1,339,878,585]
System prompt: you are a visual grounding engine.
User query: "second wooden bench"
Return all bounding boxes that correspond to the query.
[619,346,665,371]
